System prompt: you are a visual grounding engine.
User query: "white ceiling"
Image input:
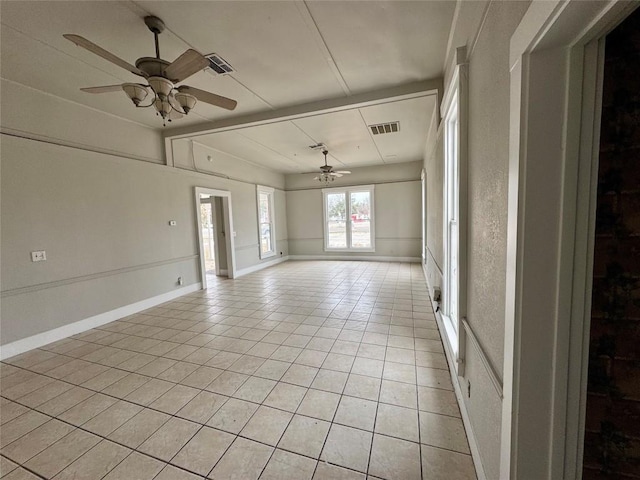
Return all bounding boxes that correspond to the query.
[0,1,455,173]
[193,95,436,173]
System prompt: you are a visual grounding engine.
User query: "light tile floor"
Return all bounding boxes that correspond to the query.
[0,261,477,480]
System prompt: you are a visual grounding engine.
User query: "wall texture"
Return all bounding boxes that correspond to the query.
[424,2,531,479]
[1,84,288,347]
[285,162,422,259]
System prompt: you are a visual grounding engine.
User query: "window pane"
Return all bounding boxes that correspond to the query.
[327,193,346,248]
[259,193,270,223]
[350,191,371,248]
[260,223,272,253]
[328,220,347,248]
[327,193,346,220]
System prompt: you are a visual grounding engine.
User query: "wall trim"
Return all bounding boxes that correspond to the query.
[289,255,420,262]
[236,243,260,251]
[426,248,444,276]
[1,129,163,166]
[423,268,486,480]
[1,255,199,298]
[235,255,290,278]
[0,283,202,360]
[285,178,421,192]
[461,317,503,398]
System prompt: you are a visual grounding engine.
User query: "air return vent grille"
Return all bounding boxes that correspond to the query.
[369,122,400,135]
[205,53,234,75]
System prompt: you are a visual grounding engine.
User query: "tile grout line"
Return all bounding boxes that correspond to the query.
[1,262,461,480]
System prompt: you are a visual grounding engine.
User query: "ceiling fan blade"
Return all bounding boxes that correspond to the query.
[331,173,344,178]
[178,86,237,111]
[334,170,351,174]
[80,85,125,94]
[164,49,209,82]
[63,34,147,77]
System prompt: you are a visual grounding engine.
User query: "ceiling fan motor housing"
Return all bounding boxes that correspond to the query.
[135,58,171,77]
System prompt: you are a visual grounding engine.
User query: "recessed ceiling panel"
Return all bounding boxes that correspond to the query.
[227,121,317,171]
[292,109,381,167]
[196,131,299,173]
[139,1,348,108]
[306,1,455,93]
[0,24,165,128]
[0,1,267,126]
[0,1,182,83]
[360,95,436,163]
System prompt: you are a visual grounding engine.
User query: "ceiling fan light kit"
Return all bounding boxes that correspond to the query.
[314,149,351,184]
[64,15,237,125]
[122,83,150,106]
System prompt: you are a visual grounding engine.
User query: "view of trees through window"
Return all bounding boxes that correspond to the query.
[200,202,216,273]
[259,192,272,254]
[257,186,276,258]
[326,189,372,249]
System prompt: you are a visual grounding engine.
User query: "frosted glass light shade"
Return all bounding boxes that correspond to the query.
[122,83,149,106]
[148,76,173,98]
[154,98,172,118]
[174,92,197,114]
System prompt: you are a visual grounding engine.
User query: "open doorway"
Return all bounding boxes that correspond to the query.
[582,8,640,478]
[195,187,236,288]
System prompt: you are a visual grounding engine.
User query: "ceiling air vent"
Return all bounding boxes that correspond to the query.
[308,143,326,150]
[204,53,234,76]
[369,122,400,135]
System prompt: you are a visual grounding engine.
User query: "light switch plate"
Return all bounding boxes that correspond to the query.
[31,251,46,262]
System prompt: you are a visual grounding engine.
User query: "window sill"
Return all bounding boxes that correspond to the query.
[324,248,376,253]
[259,251,277,260]
[440,313,459,360]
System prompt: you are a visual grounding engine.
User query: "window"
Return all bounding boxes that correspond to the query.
[323,185,375,251]
[256,185,276,258]
[440,46,468,374]
[444,92,460,335]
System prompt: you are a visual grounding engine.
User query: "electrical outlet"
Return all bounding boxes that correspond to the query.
[31,251,46,262]
[169,220,177,226]
[177,276,183,286]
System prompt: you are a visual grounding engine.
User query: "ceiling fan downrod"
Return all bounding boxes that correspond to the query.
[144,16,165,59]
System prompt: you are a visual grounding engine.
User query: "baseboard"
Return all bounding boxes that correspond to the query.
[0,283,202,361]
[423,269,487,480]
[234,255,289,278]
[289,255,421,262]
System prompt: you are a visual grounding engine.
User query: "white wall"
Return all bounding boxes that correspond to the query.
[285,161,422,259]
[424,2,531,479]
[1,82,288,347]
[424,117,444,289]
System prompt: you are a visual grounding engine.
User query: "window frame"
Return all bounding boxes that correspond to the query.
[256,185,276,259]
[322,185,375,252]
[440,47,469,375]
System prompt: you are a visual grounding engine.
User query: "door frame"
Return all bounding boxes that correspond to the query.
[502,1,638,478]
[199,196,221,276]
[194,187,236,286]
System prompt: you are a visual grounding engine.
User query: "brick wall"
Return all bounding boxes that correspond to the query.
[583,7,640,479]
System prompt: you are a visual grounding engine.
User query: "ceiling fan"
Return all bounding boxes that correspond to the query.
[314,149,351,183]
[64,15,237,125]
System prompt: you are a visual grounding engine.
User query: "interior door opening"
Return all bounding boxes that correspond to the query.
[195,188,236,288]
[582,9,640,478]
[200,200,216,276]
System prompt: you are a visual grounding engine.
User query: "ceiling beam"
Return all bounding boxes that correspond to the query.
[162,79,442,140]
